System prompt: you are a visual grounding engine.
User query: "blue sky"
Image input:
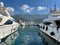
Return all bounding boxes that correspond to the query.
[0,0,60,15]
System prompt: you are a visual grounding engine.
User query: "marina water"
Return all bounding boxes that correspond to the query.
[0,26,59,45]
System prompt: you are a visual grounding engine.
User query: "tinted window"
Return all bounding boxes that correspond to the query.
[4,20,13,25]
[43,26,45,29]
[43,22,51,25]
[46,27,48,31]
[55,20,60,27]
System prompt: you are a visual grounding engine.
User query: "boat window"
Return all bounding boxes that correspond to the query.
[43,22,52,25]
[46,27,48,31]
[4,20,13,25]
[55,20,60,27]
[43,26,45,29]
[0,18,2,22]
[41,26,42,28]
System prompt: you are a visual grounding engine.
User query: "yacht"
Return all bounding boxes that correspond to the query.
[0,3,19,42]
[39,5,60,44]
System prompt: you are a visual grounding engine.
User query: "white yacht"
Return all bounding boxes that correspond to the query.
[0,3,19,42]
[39,5,60,44]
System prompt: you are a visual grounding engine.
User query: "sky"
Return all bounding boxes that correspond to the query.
[0,0,60,15]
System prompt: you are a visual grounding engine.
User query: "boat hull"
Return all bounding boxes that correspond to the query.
[0,24,19,42]
[38,30,60,45]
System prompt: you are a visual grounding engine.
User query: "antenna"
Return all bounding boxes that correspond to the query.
[54,4,57,10]
[46,0,48,15]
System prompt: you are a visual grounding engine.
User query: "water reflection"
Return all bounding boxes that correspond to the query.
[0,26,55,45]
[0,31,19,45]
[13,26,44,45]
[21,25,25,29]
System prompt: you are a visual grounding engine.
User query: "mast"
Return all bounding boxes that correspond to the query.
[54,4,56,11]
[50,4,60,16]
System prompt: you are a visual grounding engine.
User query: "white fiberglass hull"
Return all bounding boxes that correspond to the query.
[0,24,19,42]
[40,25,60,43]
[39,23,60,42]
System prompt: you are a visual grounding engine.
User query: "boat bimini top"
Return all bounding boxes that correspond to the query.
[0,3,14,25]
[43,17,60,22]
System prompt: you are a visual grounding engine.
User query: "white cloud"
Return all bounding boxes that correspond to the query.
[21,5,34,13]
[6,7,15,13]
[37,6,46,11]
[21,5,47,13]
[0,2,4,7]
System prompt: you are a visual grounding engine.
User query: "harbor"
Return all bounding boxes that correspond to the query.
[0,0,60,45]
[0,25,60,45]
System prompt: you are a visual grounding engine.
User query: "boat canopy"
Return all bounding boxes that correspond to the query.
[43,17,60,22]
[0,5,10,17]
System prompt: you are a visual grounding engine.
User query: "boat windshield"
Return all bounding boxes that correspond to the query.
[0,6,8,16]
[43,22,52,25]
